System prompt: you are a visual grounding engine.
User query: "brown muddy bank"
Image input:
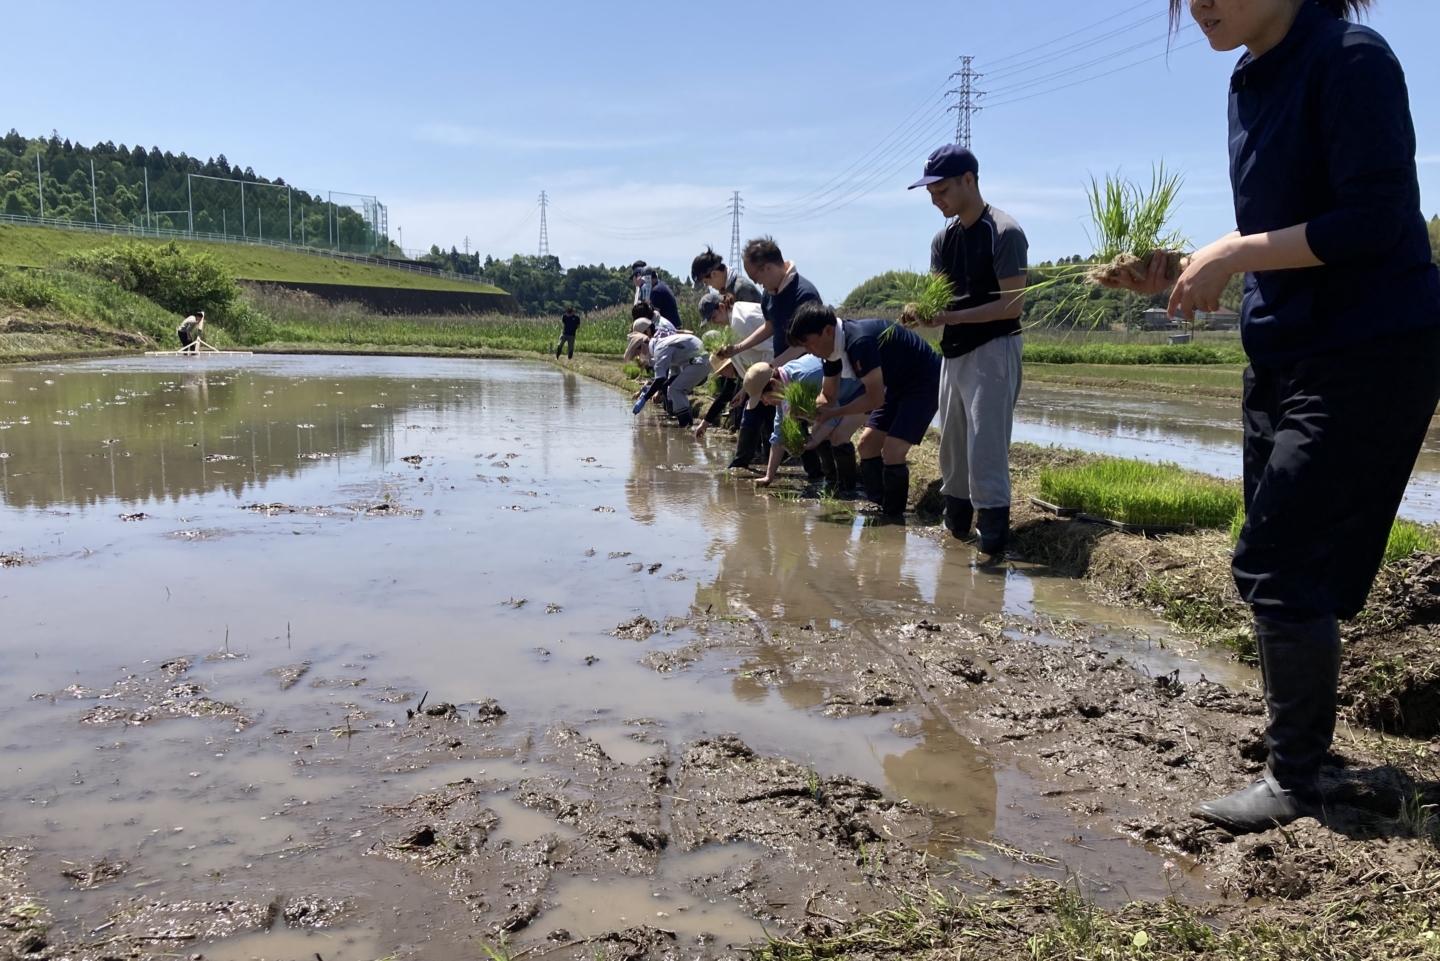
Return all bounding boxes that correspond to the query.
[3,605,1438,961]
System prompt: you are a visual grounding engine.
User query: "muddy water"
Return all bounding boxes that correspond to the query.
[1014,384,1440,521]
[1,356,1240,956]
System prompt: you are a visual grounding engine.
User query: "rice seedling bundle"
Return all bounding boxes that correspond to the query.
[781,379,820,422]
[1084,164,1187,286]
[779,415,808,457]
[892,272,956,327]
[1039,457,1240,529]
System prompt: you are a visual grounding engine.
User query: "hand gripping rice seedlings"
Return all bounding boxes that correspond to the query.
[893,272,955,327]
[1084,163,1188,286]
[781,379,820,422]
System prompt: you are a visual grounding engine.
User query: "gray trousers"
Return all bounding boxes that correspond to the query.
[667,360,709,414]
[937,333,1023,509]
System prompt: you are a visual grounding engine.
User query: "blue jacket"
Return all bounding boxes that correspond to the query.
[1229,0,1440,365]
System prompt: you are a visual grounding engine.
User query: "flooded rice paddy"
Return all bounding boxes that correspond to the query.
[1,356,1282,958]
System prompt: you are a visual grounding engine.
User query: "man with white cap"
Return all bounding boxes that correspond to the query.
[635,329,708,429]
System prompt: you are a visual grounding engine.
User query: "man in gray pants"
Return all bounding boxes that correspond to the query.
[908,145,1028,556]
[642,331,709,429]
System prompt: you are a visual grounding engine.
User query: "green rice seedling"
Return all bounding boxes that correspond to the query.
[1086,163,1187,285]
[779,415,808,457]
[781,379,820,422]
[890,271,955,327]
[702,324,737,354]
[622,362,643,380]
[1038,457,1241,528]
[1230,504,1246,546]
[1023,342,1248,366]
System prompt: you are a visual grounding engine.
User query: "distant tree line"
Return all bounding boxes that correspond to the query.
[417,247,689,316]
[0,130,382,252]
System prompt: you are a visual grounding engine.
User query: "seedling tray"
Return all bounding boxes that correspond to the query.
[1075,513,1184,536]
[1029,497,1079,518]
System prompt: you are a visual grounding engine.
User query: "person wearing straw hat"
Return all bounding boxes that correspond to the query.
[742,358,865,494]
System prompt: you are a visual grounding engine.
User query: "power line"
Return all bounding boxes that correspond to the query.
[982,36,1204,109]
[977,0,1155,71]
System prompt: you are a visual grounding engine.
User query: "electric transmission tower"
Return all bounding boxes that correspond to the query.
[946,56,985,149]
[538,191,550,258]
[728,191,744,268]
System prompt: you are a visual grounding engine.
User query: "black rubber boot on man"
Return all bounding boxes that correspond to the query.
[800,448,826,482]
[832,443,859,498]
[945,496,974,540]
[816,442,838,494]
[881,464,909,519]
[858,456,885,504]
[975,507,1010,555]
[1191,615,1341,834]
[728,424,760,470]
[675,409,695,429]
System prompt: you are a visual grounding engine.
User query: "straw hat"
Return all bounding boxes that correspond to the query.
[742,362,776,409]
[624,332,650,362]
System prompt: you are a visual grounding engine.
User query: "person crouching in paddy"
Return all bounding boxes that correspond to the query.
[740,357,866,495]
[786,303,941,519]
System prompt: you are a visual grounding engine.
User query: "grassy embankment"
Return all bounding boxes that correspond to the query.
[0,223,502,293]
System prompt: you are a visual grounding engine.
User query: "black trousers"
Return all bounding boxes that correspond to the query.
[1234,325,1440,619]
[705,375,737,425]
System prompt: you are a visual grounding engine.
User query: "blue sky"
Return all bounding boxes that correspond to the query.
[4,0,1437,302]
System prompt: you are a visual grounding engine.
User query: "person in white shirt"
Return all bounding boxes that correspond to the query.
[695,291,773,440]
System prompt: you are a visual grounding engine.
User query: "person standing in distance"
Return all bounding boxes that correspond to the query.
[634,267,681,327]
[908,145,1028,557]
[1107,0,1440,833]
[556,305,581,359]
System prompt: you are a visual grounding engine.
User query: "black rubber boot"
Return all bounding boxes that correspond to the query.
[881,463,909,519]
[728,424,760,469]
[800,448,825,482]
[832,443,859,498]
[945,496,974,540]
[703,377,736,426]
[975,506,1010,556]
[858,456,885,504]
[1191,615,1340,834]
[815,441,838,494]
[675,408,695,429]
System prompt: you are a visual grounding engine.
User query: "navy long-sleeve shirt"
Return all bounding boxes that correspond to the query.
[648,281,681,326]
[1229,0,1440,365]
[762,270,822,357]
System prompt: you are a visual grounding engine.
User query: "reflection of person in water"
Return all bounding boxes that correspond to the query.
[177,311,205,352]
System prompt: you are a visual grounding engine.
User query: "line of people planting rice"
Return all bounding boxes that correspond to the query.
[614,0,1440,839]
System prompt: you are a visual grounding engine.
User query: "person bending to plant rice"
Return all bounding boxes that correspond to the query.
[740,358,866,494]
[695,291,773,442]
[1104,0,1440,834]
[788,303,942,519]
[177,311,205,352]
[635,329,708,429]
[907,145,1029,556]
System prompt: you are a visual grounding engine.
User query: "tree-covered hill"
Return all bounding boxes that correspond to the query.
[0,130,381,253]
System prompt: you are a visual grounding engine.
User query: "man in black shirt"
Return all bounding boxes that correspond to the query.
[556,306,581,359]
[908,145,1028,556]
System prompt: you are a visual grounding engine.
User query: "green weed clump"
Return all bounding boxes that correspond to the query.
[0,265,178,343]
[1385,518,1440,564]
[1024,342,1247,366]
[65,240,241,322]
[1040,457,1241,528]
[781,379,820,421]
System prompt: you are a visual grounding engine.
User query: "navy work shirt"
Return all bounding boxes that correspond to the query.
[1230,0,1440,365]
[835,319,941,394]
[762,271,822,357]
[561,312,581,336]
[648,281,681,326]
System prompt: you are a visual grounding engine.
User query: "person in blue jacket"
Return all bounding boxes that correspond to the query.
[1107,0,1440,833]
[787,303,942,519]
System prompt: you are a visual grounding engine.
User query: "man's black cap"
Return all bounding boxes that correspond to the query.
[908,144,980,189]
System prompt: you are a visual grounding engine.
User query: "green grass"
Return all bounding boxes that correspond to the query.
[1024,342,1247,365]
[1040,457,1242,528]
[0,223,503,293]
[1025,362,1245,391]
[1230,510,1440,565]
[0,265,178,344]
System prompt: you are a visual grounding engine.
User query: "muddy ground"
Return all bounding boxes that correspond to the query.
[3,597,1439,961]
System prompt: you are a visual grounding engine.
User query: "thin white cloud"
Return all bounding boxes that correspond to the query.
[1418,154,1440,164]
[413,123,674,153]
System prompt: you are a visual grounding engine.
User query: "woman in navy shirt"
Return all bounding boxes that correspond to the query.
[1110,0,1440,833]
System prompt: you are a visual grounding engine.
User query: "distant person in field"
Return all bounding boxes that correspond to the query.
[630,261,650,303]
[556,305,581,359]
[1103,0,1440,835]
[787,303,941,520]
[691,246,763,304]
[177,311,205,352]
[908,144,1028,556]
[716,237,822,469]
